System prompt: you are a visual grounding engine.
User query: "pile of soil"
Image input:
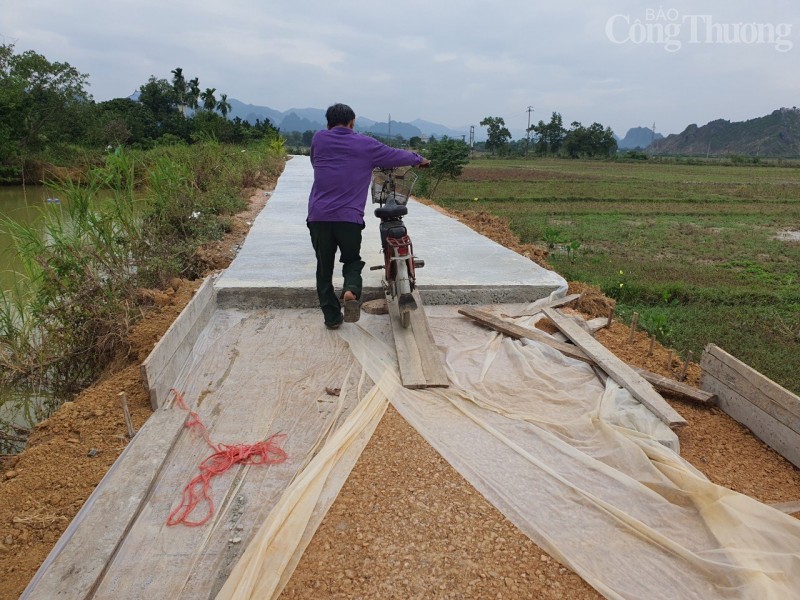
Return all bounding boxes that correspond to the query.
[453,210,551,269]
[2,183,798,599]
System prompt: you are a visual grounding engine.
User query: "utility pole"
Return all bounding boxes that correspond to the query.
[526,106,534,157]
[388,113,391,142]
[469,125,475,157]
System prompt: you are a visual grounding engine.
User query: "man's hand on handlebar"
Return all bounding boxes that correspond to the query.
[416,158,431,169]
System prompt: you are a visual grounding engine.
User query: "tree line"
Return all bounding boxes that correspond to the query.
[480,113,618,158]
[0,44,279,182]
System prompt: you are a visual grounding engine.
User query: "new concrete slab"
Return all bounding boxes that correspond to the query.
[215,155,566,308]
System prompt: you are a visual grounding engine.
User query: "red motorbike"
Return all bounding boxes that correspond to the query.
[371,167,425,328]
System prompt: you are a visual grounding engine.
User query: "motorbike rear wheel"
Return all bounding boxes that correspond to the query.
[395,260,412,329]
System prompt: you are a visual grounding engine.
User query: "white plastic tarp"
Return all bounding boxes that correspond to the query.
[219,302,800,599]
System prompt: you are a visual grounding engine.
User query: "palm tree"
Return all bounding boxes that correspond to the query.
[171,67,187,115]
[200,87,216,112]
[187,77,200,111]
[218,93,231,118]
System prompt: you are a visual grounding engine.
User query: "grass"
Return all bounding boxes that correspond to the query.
[0,139,285,397]
[432,157,800,394]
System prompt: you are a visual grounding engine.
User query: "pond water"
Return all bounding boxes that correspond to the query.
[777,230,800,242]
[0,185,67,451]
[0,185,67,292]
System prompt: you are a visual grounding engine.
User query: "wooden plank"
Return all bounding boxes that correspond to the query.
[543,308,687,429]
[700,344,800,468]
[387,295,428,388]
[632,367,716,405]
[408,290,448,387]
[586,316,609,333]
[504,293,582,318]
[701,367,800,469]
[141,276,216,409]
[701,344,800,434]
[22,408,187,599]
[458,306,593,364]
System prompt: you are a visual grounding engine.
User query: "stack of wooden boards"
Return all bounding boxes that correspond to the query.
[385,290,449,389]
[701,344,800,469]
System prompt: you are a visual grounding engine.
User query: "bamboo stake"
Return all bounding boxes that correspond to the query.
[627,312,639,343]
[647,333,656,356]
[118,392,136,438]
[606,307,615,328]
[679,350,693,382]
[666,350,674,371]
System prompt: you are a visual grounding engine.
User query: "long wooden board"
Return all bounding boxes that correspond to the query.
[457,306,593,364]
[700,344,800,468]
[543,308,687,429]
[141,276,216,409]
[701,344,800,434]
[632,367,716,405]
[22,407,187,599]
[388,290,449,389]
[506,293,582,317]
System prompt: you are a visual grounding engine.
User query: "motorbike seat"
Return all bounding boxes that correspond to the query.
[374,203,408,219]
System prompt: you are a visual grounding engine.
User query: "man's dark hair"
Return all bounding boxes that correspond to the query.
[326,103,356,128]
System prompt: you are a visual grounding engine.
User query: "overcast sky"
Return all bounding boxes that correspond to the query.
[3,1,799,137]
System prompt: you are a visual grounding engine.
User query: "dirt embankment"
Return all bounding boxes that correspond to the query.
[1,192,798,600]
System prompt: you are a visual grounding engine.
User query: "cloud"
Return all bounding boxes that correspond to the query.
[2,0,798,137]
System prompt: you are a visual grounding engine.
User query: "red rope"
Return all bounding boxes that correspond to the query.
[166,388,288,527]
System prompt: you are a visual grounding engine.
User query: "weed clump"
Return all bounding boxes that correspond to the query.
[0,141,284,397]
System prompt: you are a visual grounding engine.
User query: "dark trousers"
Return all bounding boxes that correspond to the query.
[307,221,365,325]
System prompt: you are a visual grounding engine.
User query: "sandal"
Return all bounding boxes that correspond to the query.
[343,298,360,323]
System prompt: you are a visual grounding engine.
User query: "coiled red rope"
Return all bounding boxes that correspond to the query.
[166,388,288,527]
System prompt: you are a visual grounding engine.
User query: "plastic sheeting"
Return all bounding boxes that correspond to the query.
[218,301,800,599]
[216,368,388,600]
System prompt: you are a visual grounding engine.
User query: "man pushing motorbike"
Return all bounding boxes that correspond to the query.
[307,103,430,329]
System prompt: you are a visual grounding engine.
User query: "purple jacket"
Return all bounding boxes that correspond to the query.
[307,127,424,224]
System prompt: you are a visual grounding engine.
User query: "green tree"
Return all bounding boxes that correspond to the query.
[530,112,565,155]
[422,137,470,198]
[171,67,187,115]
[93,97,158,146]
[479,116,511,155]
[0,43,91,160]
[138,77,178,125]
[217,93,231,118]
[189,110,232,142]
[562,121,617,158]
[187,77,200,111]
[201,88,217,112]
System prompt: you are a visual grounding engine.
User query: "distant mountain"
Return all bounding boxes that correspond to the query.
[225,100,468,140]
[227,98,284,125]
[648,108,800,156]
[364,120,422,139]
[279,112,323,133]
[409,119,470,140]
[618,127,663,150]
